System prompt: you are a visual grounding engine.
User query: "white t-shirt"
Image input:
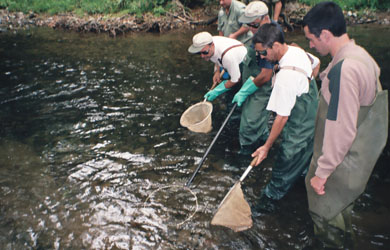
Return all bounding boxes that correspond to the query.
[266,46,313,116]
[210,36,247,83]
[307,52,320,71]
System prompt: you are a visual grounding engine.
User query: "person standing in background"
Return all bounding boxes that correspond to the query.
[218,0,253,47]
[263,0,282,22]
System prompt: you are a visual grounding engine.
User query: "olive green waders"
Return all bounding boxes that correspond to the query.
[264,78,319,200]
[305,66,388,248]
[240,46,272,152]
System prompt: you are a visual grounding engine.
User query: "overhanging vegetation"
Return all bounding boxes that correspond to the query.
[0,0,388,16]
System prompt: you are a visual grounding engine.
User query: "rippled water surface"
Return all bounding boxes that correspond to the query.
[0,25,389,249]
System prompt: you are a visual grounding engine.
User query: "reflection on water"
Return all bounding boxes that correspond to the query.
[0,26,389,249]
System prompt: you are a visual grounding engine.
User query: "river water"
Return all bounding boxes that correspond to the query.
[0,25,389,249]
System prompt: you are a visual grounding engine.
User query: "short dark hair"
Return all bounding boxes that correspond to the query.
[252,23,284,48]
[302,1,346,38]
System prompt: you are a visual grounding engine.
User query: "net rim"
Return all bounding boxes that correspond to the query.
[143,184,199,228]
[180,101,213,128]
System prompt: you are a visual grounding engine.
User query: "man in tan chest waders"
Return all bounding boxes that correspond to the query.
[303,2,388,249]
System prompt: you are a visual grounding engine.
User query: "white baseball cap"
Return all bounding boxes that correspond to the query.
[239,1,268,24]
[188,32,213,54]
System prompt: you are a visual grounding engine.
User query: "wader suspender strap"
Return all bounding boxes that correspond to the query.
[278,66,311,81]
[218,44,244,66]
[272,65,311,87]
[273,52,315,87]
[277,52,314,82]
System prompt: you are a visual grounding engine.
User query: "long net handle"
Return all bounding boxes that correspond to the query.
[213,157,258,211]
[210,69,225,90]
[239,157,258,182]
[185,103,238,187]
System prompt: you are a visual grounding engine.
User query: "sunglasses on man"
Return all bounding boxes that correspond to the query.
[247,22,260,29]
[255,49,267,57]
[196,44,211,55]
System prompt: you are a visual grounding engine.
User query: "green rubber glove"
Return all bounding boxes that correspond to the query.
[232,77,258,106]
[204,80,230,101]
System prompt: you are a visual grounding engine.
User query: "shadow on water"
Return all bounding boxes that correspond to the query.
[0,25,389,249]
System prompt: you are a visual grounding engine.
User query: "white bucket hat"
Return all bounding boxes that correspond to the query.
[188,32,213,54]
[239,1,269,24]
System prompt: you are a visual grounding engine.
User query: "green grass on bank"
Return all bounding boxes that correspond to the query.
[0,0,388,16]
[0,0,178,16]
[297,0,390,11]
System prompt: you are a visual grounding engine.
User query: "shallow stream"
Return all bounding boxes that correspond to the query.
[0,25,389,249]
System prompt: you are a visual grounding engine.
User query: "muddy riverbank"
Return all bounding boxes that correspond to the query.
[0,2,389,36]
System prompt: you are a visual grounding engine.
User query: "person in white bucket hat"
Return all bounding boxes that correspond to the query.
[232,1,281,156]
[188,31,213,54]
[239,0,269,24]
[188,31,247,104]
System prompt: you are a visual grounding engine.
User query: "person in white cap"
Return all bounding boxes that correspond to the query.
[188,31,247,104]
[218,0,253,47]
[243,0,282,22]
[231,1,280,155]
